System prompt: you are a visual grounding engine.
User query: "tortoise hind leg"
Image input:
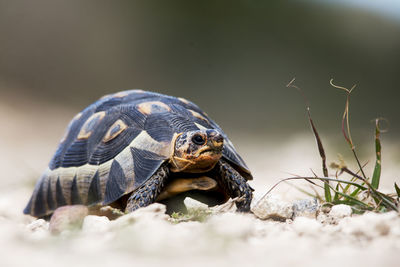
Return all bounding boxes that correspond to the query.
[125,164,170,212]
[216,159,253,212]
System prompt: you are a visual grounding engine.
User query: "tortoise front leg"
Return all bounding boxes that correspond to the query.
[125,164,170,212]
[216,159,253,212]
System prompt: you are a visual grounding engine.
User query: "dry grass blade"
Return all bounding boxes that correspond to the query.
[287,78,331,202]
[330,79,367,179]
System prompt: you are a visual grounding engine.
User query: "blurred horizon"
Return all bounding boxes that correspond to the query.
[1,0,399,140]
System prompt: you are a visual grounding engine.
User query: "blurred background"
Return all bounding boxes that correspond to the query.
[0,0,399,194]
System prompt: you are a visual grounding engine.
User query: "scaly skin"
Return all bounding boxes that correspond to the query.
[125,164,170,212]
[216,159,253,212]
[125,159,252,213]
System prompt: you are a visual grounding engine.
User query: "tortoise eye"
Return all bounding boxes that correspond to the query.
[192,134,205,145]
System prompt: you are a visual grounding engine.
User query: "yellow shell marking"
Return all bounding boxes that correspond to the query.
[131,89,145,93]
[189,109,209,123]
[113,91,130,98]
[77,111,106,140]
[194,123,208,131]
[103,119,128,143]
[178,97,190,105]
[137,101,171,115]
[74,112,83,121]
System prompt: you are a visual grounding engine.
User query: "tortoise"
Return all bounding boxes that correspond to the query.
[24,90,253,218]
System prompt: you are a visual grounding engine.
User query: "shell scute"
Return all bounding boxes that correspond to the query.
[104,160,127,204]
[130,147,165,189]
[55,176,67,207]
[86,171,102,205]
[77,111,106,140]
[70,175,82,205]
[103,119,128,143]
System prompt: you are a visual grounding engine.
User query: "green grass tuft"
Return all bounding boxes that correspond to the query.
[170,208,212,224]
[274,79,400,214]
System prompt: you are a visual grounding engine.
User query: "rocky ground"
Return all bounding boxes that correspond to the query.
[1,92,399,267]
[1,198,400,267]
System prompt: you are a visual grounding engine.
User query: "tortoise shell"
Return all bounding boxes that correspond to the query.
[24,90,252,217]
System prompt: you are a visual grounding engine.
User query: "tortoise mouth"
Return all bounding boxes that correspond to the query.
[170,145,222,173]
[196,146,222,157]
[200,149,215,155]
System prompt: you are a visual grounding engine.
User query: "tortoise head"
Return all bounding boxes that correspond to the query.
[170,129,223,173]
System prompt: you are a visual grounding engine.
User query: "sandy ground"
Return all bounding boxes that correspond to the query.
[0,92,399,267]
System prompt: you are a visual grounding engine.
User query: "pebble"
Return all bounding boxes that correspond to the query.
[49,205,89,234]
[317,204,353,225]
[184,197,209,210]
[251,194,294,221]
[293,198,319,218]
[329,204,353,218]
[26,218,49,232]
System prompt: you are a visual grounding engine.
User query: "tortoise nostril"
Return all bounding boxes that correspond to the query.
[215,134,223,143]
[212,134,223,148]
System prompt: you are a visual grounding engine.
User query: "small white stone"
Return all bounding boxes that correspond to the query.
[82,215,110,233]
[329,204,352,218]
[293,198,319,218]
[251,194,293,221]
[26,219,49,232]
[184,197,209,210]
[211,198,238,213]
